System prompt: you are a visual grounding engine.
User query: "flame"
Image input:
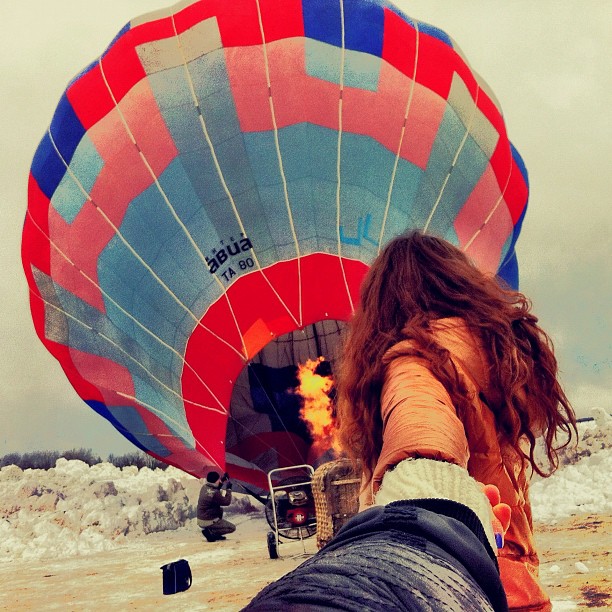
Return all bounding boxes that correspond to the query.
[296,356,340,456]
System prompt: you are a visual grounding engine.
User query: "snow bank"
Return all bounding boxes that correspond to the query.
[531,410,612,521]
[1,410,610,561]
[531,450,612,521]
[0,460,202,560]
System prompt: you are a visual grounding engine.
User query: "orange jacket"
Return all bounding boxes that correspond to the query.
[361,317,551,612]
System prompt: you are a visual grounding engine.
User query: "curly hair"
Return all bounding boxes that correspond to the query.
[336,230,576,481]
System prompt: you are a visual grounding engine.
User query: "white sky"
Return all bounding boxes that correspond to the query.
[1,0,610,456]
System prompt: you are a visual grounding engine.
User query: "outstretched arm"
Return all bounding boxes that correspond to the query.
[373,357,469,489]
[375,458,511,553]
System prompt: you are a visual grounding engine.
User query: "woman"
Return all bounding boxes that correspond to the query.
[336,230,577,611]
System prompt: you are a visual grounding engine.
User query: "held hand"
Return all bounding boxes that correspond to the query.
[480,484,511,550]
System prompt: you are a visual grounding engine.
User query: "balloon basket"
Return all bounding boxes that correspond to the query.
[311,458,361,549]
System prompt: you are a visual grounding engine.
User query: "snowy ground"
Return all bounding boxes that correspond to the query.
[1,411,610,610]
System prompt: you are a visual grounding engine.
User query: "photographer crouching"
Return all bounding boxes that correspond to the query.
[197,471,236,542]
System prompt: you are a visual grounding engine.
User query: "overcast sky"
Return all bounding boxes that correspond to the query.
[1,1,610,457]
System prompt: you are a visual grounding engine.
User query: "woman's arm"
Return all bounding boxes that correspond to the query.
[375,457,510,553]
[373,356,470,489]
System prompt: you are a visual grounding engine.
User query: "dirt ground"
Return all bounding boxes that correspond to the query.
[0,516,312,612]
[0,513,609,611]
[536,514,611,610]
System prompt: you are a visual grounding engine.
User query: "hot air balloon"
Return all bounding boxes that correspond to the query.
[22,0,528,492]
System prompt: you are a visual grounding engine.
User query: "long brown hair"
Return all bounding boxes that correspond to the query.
[336,230,576,480]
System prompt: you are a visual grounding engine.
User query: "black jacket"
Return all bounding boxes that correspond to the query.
[243,499,508,612]
[197,483,232,521]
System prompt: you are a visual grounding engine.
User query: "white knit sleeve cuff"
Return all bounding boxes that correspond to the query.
[374,458,496,550]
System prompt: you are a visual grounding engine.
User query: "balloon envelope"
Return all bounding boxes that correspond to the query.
[23,0,528,490]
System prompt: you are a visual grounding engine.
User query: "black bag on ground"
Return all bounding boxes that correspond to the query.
[160,559,192,595]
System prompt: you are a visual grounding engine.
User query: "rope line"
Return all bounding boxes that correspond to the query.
[423,84,481,234]
[27,209,231,414]
[32,290,221,420]
[463,145,514,252]
[378,19,420,253]
[335,0,355,313]
[254,0,304,328]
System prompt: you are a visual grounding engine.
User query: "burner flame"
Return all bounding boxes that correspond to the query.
[296,356,340,456]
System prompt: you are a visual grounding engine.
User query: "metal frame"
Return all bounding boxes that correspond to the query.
[266,464,316,559]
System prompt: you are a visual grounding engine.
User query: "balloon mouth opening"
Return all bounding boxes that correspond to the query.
[225,319,346,474]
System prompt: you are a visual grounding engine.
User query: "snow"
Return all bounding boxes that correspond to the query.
[2,417,609,563]
[0,460,200,561]
[530,412,612,521]
[0,412,610,610]
[574,562,590,574]
[530,450,612,521]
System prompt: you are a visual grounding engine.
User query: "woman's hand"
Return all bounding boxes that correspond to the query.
[481,484,511,549]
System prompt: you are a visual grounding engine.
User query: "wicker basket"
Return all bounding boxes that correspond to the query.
[311,458,361,549]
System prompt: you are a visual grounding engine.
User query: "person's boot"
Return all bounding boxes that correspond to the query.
[202,527,216,542]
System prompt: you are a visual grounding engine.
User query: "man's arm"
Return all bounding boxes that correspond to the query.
[218,479,232,506]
